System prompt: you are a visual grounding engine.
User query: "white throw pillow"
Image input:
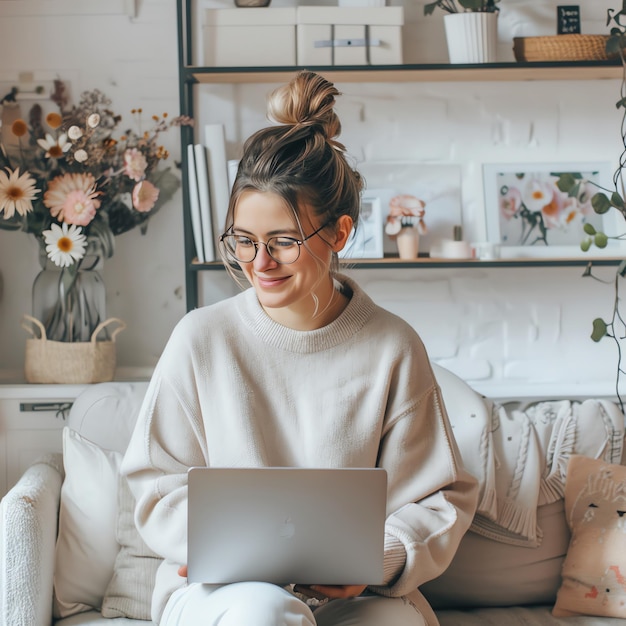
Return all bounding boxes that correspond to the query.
[53,427,122,618]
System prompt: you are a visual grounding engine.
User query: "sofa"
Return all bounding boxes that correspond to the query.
[2,364,626,626]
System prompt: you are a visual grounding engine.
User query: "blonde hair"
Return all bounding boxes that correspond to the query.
[221,71,363,276]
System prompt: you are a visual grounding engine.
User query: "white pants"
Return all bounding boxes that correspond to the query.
[160,582,426,626]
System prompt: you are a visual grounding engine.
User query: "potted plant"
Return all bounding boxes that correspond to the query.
[556,4,626,407]
[424,0,500,64]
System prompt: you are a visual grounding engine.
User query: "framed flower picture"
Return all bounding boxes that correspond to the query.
[483,162,622,258]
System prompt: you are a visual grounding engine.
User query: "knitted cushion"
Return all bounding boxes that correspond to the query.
[552,455,626,618]
[101,475,162,620]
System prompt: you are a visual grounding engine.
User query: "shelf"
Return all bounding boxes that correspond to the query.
[182,61,624,85]
[190,256,624,271]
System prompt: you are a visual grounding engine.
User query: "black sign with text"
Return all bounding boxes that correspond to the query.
[557,5,581,34]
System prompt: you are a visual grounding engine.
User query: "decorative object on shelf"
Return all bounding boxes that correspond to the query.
[439,224,472,259]
[483,161,616,259]
[385,194,426,259]
[359,162,462,258]
[513,34,612,62]
[471,240,499,260]
[21,314,126,384]
[297,6,404,66]
[0,79,191,376]
[203,8,296,67]
[424,0,500,64]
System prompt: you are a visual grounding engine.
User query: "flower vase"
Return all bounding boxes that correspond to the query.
[32,238,108,343]
[396,227,420,259]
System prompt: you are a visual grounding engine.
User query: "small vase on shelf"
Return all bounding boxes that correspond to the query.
[395,226,420,259]
[385,195,427,260]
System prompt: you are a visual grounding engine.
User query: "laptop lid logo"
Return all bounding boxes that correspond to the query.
[279,517,295,539]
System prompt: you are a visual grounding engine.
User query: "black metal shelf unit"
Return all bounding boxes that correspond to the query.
[176,0,623,311]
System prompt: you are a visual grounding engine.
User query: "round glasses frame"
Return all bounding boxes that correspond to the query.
[219,220,331,265]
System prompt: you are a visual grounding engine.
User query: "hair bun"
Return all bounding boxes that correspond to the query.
[268,71,342,144]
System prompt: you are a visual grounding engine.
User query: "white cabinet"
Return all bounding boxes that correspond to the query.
[0,384,86,497]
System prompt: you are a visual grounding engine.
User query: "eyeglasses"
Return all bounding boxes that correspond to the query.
[219,221,331,265]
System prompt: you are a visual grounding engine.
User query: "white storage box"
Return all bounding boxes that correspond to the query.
[296,6,403,66]
[203,8,296,67]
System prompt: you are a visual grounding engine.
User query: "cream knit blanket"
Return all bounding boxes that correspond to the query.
[453,398,624,547]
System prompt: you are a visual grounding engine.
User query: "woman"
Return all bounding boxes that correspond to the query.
[122,70,478,626]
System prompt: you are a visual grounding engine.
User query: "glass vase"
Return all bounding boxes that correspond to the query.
[32,238,107,342]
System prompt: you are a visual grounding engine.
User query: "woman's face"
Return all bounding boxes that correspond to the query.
[232,190,350,329]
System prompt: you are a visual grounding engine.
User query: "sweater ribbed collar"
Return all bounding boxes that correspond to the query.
[237,274,376,354]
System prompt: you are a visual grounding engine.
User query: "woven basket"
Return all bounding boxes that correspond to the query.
[22,315,126,384]
[513,35,612,62]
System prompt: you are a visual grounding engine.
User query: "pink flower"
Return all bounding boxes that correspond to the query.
[132,180,159,212]
[123,148,148,182]
[523,178,554,213]
[43,173,101,226]
[499,185,521,220]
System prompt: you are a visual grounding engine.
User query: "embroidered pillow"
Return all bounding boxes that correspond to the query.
[552,455,626,618]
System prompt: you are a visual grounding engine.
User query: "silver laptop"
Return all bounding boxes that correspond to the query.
[187,467,387,586]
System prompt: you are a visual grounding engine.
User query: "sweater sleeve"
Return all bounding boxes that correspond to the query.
[121,316,208,565]
[375,377,479,597]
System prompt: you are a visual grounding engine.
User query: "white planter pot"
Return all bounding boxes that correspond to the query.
[444,12,497,64]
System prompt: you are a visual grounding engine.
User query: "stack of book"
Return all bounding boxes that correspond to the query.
[187,123,239,263]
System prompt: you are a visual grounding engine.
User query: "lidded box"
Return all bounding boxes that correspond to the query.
[203,8,297,67]
[296,6,403,66]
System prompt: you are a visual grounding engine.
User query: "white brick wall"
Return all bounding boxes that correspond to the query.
[0,0,624,400]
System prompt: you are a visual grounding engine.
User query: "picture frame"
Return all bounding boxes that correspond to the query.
[357,162,463,257]
[483,161,622,258]
[339,196,384,259]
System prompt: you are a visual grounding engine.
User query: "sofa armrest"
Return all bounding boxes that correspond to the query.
[0,454,64,626]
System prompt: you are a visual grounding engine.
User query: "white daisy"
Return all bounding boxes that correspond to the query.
[42,223,87,268]
[0,167,39,219]
[67,125,83,141]
[37,133,71,159]
[74,149,88,163]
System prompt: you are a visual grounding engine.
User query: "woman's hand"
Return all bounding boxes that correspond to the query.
[294,584,367,600]
[178,565,188,578]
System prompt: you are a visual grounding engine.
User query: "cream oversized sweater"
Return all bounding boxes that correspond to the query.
[122,275,478,625]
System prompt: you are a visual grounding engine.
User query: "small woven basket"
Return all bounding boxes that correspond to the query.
[22,315,126,384]
[513,35,612,62]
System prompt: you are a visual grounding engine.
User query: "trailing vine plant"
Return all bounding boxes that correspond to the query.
[557,3,626,409]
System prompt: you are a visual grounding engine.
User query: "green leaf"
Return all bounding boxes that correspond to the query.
[592,192,612,214]
[581,238,592,252]
[612,191,626,209]
[583,222,596,235]
[591,318,608,342]
[594,232,609,248]
[556,173,578,194]
[423,1,440,15]
[459,0,484,9]
[87,216,116,258]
